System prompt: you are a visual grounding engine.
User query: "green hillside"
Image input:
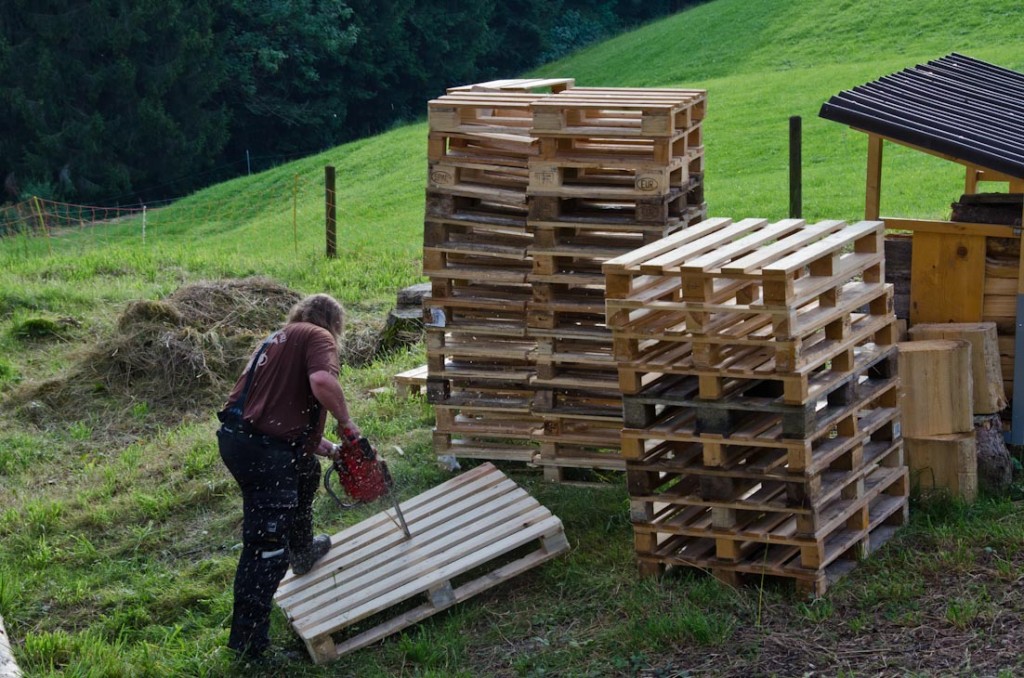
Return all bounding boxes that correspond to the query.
[3,1,1024,675]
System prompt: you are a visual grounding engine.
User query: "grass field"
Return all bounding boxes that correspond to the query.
[3,0,1024,675]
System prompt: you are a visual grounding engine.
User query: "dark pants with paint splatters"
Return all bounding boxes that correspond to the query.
[217,426,320,656]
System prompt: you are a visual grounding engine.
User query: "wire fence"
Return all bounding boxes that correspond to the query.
[0,173,325,258]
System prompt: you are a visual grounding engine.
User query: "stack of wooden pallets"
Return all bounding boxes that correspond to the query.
[604,217,908,595]
[527,87,707,479]
[424,81,567,464]
[423,81,708,481]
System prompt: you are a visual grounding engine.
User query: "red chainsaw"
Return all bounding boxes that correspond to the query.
[323,428,412,539]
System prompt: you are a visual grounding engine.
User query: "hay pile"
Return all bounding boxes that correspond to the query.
[14,278,301,416]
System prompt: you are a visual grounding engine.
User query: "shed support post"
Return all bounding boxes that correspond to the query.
[965,166,981,195]
[1011,201,1024,444]
[865,135,883,220]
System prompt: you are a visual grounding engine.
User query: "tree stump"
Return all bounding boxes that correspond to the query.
[974,415,1012,495]
[375,283,429,357]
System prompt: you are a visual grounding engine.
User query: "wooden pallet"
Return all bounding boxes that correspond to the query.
[627,437,903,522]
[447,78,574,94]
[634,482,907,596]
[273,463,570,664]
[622,355,898,440]
[528,157,698,199]
[529,191,700,225]
[537,125,703,165]
[425,191,529,226]
[604,218,886,333]
[393,364,429,398]
[615,334,898,403]
[428,130,539,165]
[531,87,706,138]
[429,92,546,135]
[621,378,900,474]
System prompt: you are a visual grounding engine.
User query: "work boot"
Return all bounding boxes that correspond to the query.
[290,534,331,575]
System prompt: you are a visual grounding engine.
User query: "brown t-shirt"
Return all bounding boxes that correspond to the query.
[224,322,339,452]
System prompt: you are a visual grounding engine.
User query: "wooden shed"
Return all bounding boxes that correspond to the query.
[819,53,1024,441]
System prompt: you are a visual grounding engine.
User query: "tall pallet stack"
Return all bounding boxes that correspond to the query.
[526,87,707,480]
[423,81,707,481]
[424,81,566,465]
[604,217,909,595]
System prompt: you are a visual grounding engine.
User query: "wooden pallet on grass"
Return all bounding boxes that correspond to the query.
[274,463,570,664]
[634,481,907,597]
[393,364,428,398]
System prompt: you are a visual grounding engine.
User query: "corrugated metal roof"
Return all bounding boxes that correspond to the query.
[819,53,1024,178]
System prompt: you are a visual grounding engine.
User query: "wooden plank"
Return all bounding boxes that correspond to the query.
[883,217,1018,239]
[602,217,732,272]
[641,218,769,273]
[762,221,881,277]
[720,220,845,275]
[910,231,986,324]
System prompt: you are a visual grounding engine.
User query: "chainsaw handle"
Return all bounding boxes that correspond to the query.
[323,463,358,510]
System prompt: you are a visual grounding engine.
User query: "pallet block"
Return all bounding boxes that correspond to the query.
[274,463,570,664]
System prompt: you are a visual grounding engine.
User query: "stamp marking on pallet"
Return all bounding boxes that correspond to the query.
[274,463,570,664]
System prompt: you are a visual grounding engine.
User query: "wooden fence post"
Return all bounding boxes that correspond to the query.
[31,195,52,255]
[325,166,337,259]
[789,116,801,219]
